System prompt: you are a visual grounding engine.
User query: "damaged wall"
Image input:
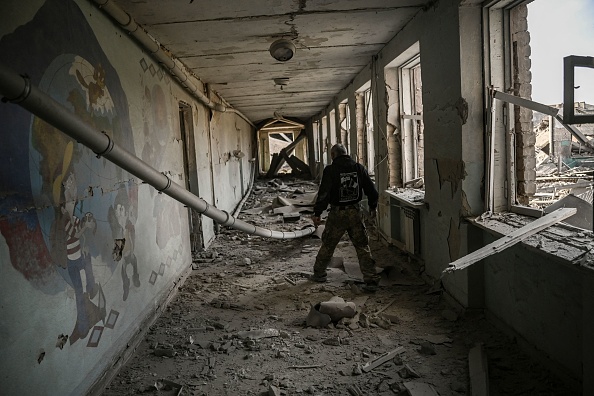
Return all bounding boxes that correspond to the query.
[0,0,253,394]
[209,110,253,212]
[511,4,536,204]
[482,239,585,385]
[306,0,593,391]
[314,0,484,287]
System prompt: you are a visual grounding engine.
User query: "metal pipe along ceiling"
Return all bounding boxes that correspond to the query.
[0,63,315,239]
[92,0,255,128]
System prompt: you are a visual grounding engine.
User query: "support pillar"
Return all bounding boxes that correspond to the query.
[356,92,367,165]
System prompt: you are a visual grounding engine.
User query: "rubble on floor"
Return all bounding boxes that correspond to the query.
[102,177,576,396]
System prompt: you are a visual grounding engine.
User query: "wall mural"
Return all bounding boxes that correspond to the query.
[0,0,181,349]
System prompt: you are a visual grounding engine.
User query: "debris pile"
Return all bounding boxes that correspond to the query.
[533,108,594,218]
[102,176,574,396]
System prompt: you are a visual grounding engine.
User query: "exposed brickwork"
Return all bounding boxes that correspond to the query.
[356,93,367,165]
[511,5,535,204]
[385,69,403,187]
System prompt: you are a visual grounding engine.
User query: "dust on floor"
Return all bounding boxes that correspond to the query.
[103,178,574,395]
[102,225,573,395]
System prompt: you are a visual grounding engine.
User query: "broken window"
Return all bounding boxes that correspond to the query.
[484,1,533,212]
[526,1,594,218]
[321,115,329,166]
[385,44,424,189]
[364,87,376,176]
[355,82,376,176]
[312,120,320,163]
[486,0,593,230]
[400,58,424,186]
[329,109,337,151]
[339,101,350,151]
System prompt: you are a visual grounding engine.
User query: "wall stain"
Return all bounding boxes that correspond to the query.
[435,158,466,198]
[455,97,468,125]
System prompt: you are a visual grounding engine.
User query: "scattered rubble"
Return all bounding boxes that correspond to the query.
[102,177,575,396]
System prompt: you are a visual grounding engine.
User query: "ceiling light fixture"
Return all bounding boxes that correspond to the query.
[269,39,296,62]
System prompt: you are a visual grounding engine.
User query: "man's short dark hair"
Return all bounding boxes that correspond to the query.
[331,144,347,157]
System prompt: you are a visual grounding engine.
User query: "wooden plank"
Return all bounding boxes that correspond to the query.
[361,346,404,372]
[493,89,559,117]
[469,344,489,396]
[442,208,576,276]
[403,382,440,396]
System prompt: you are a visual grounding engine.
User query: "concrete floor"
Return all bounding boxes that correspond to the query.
[102,180,575,396]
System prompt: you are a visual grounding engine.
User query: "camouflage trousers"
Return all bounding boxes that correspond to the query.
[313,206,379,284]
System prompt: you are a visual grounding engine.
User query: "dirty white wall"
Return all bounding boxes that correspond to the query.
[193,104,218,246]
[209,111,253,212]
[0,0,253,394]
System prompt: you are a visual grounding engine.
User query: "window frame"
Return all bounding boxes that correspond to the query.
[483,0,533,213]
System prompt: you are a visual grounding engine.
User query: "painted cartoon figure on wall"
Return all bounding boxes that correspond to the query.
[75,63,107,112]
[51,141,105,343]
[0,0,144,348]
[26,55,137,345]
[108,184,140,301]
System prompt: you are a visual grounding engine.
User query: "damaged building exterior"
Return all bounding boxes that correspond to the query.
[0,0,592,395]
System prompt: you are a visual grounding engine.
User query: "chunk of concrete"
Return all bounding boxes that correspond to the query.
[235,328,280,340]
[269,384,281,396]
[319,296,357,322]
[306,303,332,328]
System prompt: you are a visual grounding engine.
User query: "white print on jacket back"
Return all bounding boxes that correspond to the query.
[339,172,360,202]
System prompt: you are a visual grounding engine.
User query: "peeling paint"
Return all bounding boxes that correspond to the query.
[37,349,45,364]
[455,97,468,125]
[447,217,461,262]
[299,35,329,47]
[435,158,466,198]
[460,190,472,217]
[56,334,68,350]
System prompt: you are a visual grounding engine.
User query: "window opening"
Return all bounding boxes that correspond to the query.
[526,0,594,216]
[355,91,367,165]
[329,109,337,150]
[321,115,329,166]
[312,120,320,163]
[339,101,349,151]
[364,87,376,175]
[399,56,424,185]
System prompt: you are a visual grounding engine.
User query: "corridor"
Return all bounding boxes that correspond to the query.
[102,179,572,396]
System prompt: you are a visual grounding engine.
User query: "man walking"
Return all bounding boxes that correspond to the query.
[310,144,380,292]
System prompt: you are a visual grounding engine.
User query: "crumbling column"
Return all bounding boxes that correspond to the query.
[356,92,367,165]
[511,4,535,205]
[385,69,402,187]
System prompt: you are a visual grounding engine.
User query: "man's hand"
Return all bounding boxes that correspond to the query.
[311,215,322,228]
[370,209,377,219]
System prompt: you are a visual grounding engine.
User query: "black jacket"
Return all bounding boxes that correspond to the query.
[314,155,378,216]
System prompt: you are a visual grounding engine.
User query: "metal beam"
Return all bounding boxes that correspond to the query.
[492,89,559,116]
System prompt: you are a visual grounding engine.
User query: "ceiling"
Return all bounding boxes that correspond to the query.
[116,0,433,123]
